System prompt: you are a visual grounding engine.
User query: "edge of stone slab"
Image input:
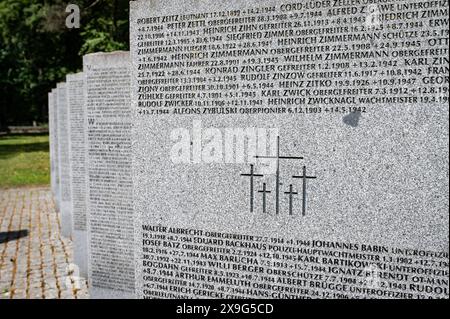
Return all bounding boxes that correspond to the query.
[66,72,84,81]
[83,51,130,59]
[82,51,130,66]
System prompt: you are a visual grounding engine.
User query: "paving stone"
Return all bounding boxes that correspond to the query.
[0,187,89,299]
[44,288,59,299]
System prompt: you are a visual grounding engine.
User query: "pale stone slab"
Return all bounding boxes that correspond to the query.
[48,91,57,198]
[83,52,134,299]
[66,73,88,278]
[56,82,72,238]
[51,88,61,212]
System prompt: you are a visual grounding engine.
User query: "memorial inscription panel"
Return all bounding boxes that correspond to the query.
[67,73,88,277]
[83,52,134,298]
[48,91,57,198]
[51,88,61,211]
[56,82,72,238]
[131,0,449,299]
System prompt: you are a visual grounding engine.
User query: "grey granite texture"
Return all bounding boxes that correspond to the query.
[130,0,449,299]
[83,51,135,299]
[51,88,60,212]
[66,73,88,278]
[56,82,72,239]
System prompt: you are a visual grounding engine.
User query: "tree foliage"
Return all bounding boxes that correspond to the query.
[0,0,129,129]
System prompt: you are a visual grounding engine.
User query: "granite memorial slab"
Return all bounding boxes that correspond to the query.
[56,82,72,238]
[83,51,135,299]
[51,88,61,212]
[48,91,57,198]
[67,72,88,278]
[130,0,449,299]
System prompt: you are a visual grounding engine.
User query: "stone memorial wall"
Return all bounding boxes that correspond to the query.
[67,72,88,278]
[48,91,57,198]
[56,82,73,238]
[130,0,449,299]
[83,52,135,299]
[51,88,61,212]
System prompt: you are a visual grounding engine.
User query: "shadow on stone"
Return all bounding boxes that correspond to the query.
[0,230,29,244]
[343,112,362,127]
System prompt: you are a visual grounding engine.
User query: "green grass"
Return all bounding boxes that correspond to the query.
[0,134,50,188]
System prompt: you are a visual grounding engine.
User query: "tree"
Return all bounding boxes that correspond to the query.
[0,0,129,129]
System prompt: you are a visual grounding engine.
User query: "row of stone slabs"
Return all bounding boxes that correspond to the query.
[49,52,133,298]
[48,49,449,300]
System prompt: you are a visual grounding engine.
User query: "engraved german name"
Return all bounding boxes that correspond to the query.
[131,0,449,299]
